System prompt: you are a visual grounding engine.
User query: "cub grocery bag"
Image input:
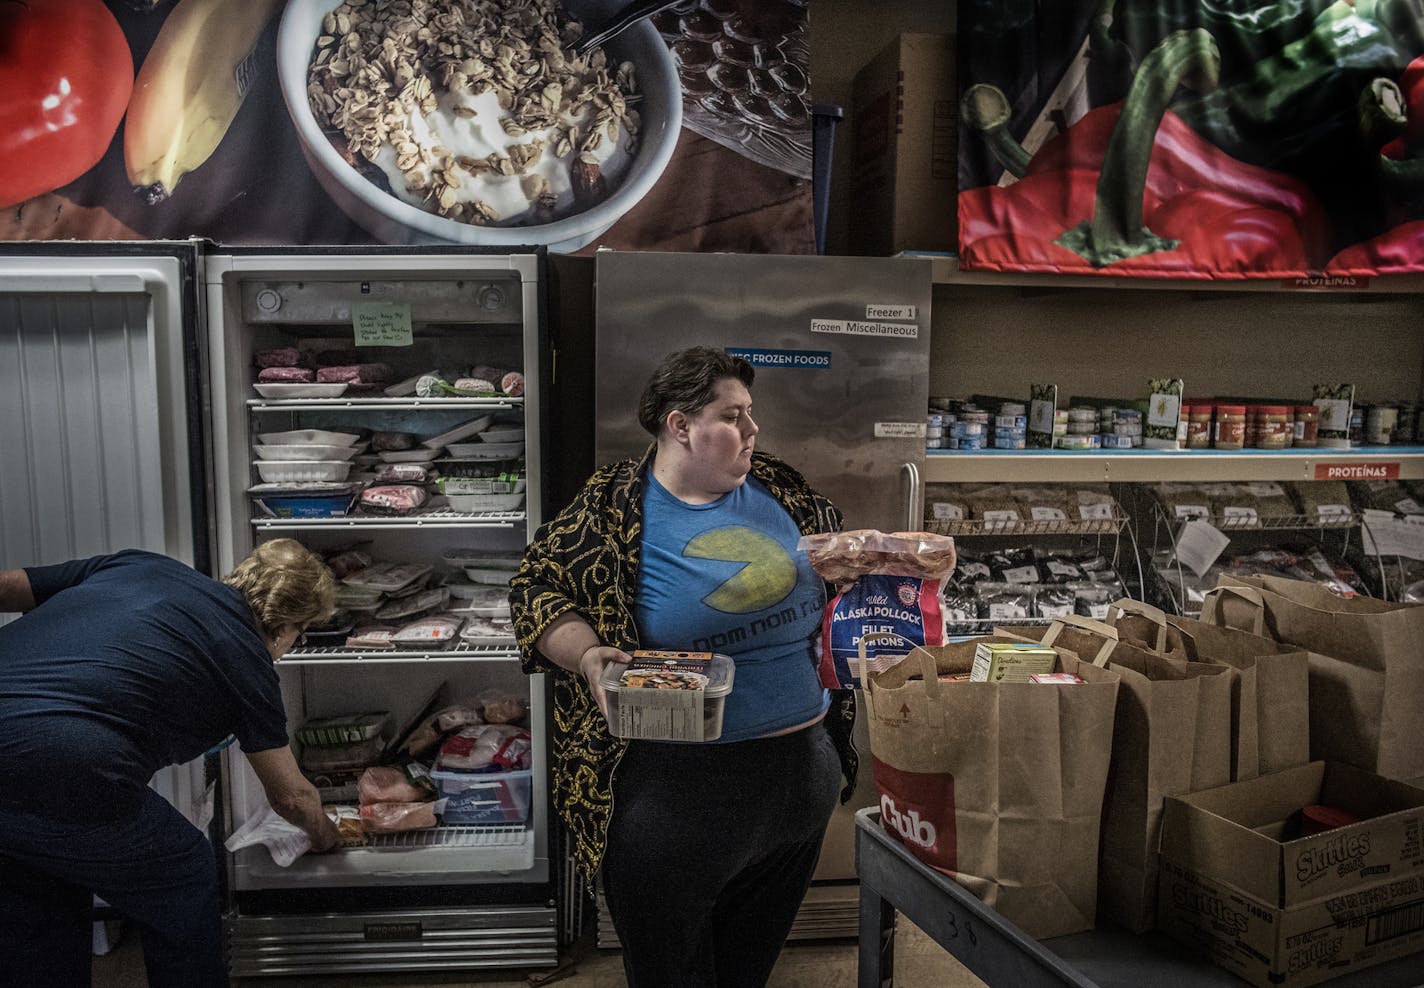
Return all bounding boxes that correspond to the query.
[799,530,957,688]
[1108,597,1309,781]
[860,633,1119,938]
[1000,615,1233,933]
[1204,575,1424,786]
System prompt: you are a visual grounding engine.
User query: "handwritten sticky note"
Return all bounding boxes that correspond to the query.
[352,301,413,347]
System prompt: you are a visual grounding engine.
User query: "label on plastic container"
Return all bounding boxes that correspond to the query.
[932,502,964,521]
[1079,503,1115,521]
[1030,506,1067,521]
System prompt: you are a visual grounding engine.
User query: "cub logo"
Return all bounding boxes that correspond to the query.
[880,794,937,849]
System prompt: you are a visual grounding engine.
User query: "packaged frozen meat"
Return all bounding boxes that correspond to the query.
[359,800,438,833]
[458,615,515,644]
[257,366,315,383]
[449,586,511,617]
[376,588,451,623]
[480,694,528,725]
[360,484,430,515]
[342,561,431,593]
[389,611,463,647]
[357,764,435,805]
[371,431,417,452]
[436,724,532,772]
[298,736,384,773]
[253,346,303,368]
[345,625,399,650]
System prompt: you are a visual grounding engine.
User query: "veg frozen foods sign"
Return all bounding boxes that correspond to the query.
[957,0,1424,278]
[0,0,815,254]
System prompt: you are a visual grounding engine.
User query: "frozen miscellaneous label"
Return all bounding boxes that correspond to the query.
[810,317,919,339]
[874,421,929,438]
[865,303,916,320]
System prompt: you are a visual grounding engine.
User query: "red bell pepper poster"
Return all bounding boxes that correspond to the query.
[958,0,1424,279]
[0,0,814,253]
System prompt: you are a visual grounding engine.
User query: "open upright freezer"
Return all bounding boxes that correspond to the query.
[203,247,556,976]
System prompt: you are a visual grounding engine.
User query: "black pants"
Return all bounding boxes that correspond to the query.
[0,789,227,988]
[602,720,842,988]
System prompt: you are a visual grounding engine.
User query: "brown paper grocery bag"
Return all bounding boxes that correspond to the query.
[1205,575,1424,786]
[1109,598,1310,781]
[860,634,1119,939]
[1000,617,1234,933]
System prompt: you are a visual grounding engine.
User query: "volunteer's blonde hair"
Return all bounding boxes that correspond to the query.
[222,538,335,639]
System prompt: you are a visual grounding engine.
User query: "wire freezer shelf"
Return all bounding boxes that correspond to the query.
[358,824,528,850]
[924,515,1127,537]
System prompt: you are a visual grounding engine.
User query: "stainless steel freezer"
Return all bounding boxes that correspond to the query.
[591,249,933,942]
[202,248,558,976]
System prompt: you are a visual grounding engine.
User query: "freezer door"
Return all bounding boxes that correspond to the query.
[0,243,210,827]
[0,247,206,578]
[594,251,932,532]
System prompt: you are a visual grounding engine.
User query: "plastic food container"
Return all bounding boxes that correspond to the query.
[419,414,493,449]
[253,382,349,399]
[297,713,388,746]
[259,429,362,447]
[430,767,532,824]
[253,443,360,462]
[250,484,360,518]
[479,426,525,444]
[446,492,526,513]
[254,460,353,483]
[600,650,735,742]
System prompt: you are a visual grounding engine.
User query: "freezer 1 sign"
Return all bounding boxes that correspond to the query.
[726,347,831,370]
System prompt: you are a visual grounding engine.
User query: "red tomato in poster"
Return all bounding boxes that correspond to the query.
[0,0,133,209]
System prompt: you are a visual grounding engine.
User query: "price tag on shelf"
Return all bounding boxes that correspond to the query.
[1176,520,1230,578]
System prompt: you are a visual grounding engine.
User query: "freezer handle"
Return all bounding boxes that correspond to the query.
[901,461,923,531]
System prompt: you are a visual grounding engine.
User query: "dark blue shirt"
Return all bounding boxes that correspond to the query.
[0,550,288,819]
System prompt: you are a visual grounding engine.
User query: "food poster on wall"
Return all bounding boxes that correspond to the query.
[1,0,814,253]
[956,0,1424,279]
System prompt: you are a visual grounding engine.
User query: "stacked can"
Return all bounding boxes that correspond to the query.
[1103,408,1143,449]
[994,401,1028,449]
[926,412,946,450]
[950,408,990,450]
[1056,407,1101,449]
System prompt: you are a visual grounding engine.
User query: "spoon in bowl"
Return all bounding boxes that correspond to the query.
[571,0,698,57]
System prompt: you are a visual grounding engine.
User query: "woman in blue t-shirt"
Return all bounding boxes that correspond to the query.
[0,538,341,988]
[512,347,852,988]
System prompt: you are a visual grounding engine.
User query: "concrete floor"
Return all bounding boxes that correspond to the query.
[91,915,987,987]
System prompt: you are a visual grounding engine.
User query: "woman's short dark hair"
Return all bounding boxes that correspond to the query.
[636,347,755,436]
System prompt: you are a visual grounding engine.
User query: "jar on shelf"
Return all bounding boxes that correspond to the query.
[1366,404,1398,445]
[1258,405,1291,449]
[1396,402,1417,444]
[1185,405,1212,449]
[1214,404,1246,449]
[1349,407,1365,445]
[1293,405,1319,447]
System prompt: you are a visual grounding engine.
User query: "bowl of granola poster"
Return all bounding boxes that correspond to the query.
[277,0,682,252]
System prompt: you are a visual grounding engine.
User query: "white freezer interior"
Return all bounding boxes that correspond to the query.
[203,253,551,896]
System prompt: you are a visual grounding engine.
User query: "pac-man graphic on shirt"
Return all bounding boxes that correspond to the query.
[684,526,796,614]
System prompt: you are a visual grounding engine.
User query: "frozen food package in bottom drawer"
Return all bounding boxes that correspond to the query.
[431,768,532,824]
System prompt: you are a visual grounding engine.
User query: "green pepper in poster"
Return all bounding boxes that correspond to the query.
[959,30,1330,275]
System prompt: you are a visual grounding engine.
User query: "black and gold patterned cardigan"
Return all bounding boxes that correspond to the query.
[509,445,859,887]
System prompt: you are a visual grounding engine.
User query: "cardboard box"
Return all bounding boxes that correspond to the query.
[849,34,956,256]
[1157,762,1424,988]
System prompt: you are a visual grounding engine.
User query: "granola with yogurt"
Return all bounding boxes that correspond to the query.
[307,0,641,226]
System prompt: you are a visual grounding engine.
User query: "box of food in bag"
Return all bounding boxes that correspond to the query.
[600,650,735,742]
[970,642,1058,683]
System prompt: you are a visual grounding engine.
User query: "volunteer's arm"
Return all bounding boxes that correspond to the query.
[535,612,629,718]
[245,746,340,851]
[0,569,36,613]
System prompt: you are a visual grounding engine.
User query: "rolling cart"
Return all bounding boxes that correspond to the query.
[854,808,1424,988]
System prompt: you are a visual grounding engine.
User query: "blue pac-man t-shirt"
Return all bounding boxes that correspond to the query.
[635,473,829,742]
